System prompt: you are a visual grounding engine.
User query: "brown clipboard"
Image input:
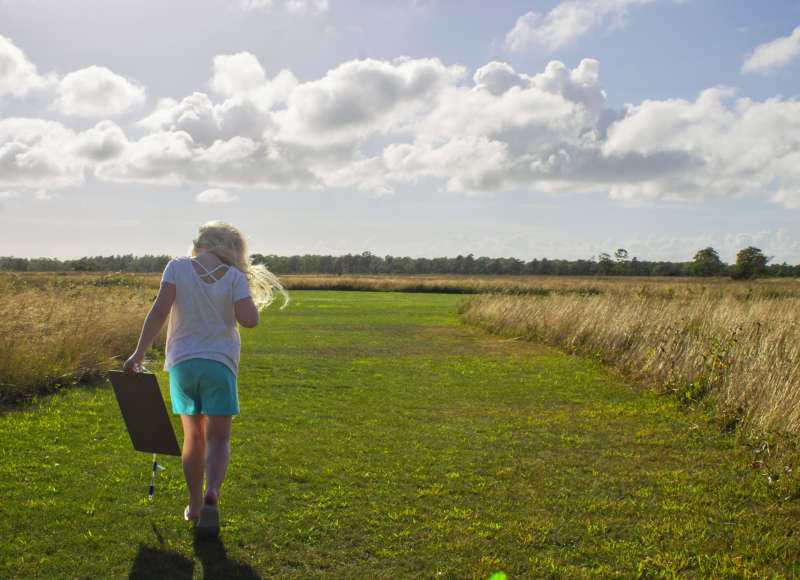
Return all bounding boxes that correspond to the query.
[108,371,181,456]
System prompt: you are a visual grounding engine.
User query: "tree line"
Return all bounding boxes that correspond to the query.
[0,254,172,273]
[0,246,795,279]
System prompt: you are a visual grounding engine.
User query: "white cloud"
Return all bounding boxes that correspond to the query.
[137,52,297,146]
[73,121,128,162]
[2,47,800,210]
[196,188,240,203]
[210,52,297,107]
[505,0,656,52]
[0,118,85,189]
[52,65,146,117]
[95,128,318,188]
[741,25,800,74]
[276,57,466,145]
[211,52,267,96]
[601,88,800,205]
[240,0,329,14]
[0,35,52,97]
[82,55,800,208]
[95,130,196,185]
[0,190,19,199]
[138,94,228,145]
[33,189,59,201]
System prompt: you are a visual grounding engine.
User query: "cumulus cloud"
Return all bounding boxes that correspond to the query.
[210,52,297,107]
[240,0,329,14]
[77,55,800,207]
[136,53,296,146]
[95,128,319,188]
[0,117,131,194]
[601,88,800,205]
[741,25,800,74]
[73,121,128,162]
[3,46,800,209]
[196,188,240,203]
[0,118,85,189]
[51,65,146,117]
[0,35,52,97]
[276,57,466,145]
[505,0,656,52]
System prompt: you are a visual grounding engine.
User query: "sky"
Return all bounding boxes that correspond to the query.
[1,0,800,264]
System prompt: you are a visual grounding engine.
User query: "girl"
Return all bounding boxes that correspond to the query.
[123,221,287,536]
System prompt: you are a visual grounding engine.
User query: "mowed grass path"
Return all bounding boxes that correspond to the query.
[2,290,799,578]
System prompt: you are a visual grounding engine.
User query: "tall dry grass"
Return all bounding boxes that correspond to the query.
[459,278,800,435]
[280,273,606,294]
[0,273,160,404]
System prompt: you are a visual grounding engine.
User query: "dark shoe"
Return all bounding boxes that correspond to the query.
[196,503,220,537]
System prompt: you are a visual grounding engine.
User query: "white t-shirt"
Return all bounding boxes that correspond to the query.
[161,257,252,376]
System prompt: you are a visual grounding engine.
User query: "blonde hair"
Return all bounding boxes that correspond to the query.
[192,220,289,310]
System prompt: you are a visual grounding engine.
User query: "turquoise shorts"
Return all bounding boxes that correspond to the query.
[169,358,239,416]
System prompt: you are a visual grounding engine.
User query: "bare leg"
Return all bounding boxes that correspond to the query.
[181,414,206,518]
[203,415,233,504]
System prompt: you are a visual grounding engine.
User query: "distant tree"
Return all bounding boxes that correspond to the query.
[597,253,614,275]
[71,257,99,271]
[613,248,629,275]
[651,261,683,277]
[767,262,795,278]
[691,247,725,276]
[0,257,29,271]
[732,246,769,280]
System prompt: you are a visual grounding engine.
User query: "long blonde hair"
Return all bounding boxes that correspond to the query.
[193,220,289,310]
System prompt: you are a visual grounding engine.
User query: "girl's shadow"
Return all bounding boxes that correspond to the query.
[193,534,262,580]
[129,545,193,580]
[128,535,261,580]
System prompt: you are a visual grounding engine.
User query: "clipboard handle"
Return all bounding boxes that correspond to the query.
[130,362,150,374]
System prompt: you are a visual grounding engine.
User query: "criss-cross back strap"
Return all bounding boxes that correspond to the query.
[192,259,228,282]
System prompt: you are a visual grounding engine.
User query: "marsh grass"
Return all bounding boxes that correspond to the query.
[0,273,163,404]
[280,273,603,295]
[280,273,800,299]
[458,279,800,440]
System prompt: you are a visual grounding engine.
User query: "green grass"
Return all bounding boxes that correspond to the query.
[1,290,799,578]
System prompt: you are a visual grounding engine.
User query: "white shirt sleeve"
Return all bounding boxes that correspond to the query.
[161,259,178,285]
[232,269,251,302]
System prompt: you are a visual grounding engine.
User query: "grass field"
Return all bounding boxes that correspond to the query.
[458,280,800,438]
[2,290,800,578]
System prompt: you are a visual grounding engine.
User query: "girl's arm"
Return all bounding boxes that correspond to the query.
[123,282,176,373]
[234,296,259,328]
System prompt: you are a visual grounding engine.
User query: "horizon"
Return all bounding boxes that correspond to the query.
[1,1,800,264]
[3,246,781,267]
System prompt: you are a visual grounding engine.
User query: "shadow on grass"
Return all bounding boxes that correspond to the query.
[128,535,261,580]
[129,545,194,579]
[193,534,261,579]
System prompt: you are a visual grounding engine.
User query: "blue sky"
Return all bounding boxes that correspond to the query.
[1,0,799,263]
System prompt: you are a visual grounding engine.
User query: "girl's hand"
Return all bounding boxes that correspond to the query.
[123,353,144,374]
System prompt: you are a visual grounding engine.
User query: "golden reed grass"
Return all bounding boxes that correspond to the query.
[459,277,800,436]
[0,273,163,403]
[280,273,603,294]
